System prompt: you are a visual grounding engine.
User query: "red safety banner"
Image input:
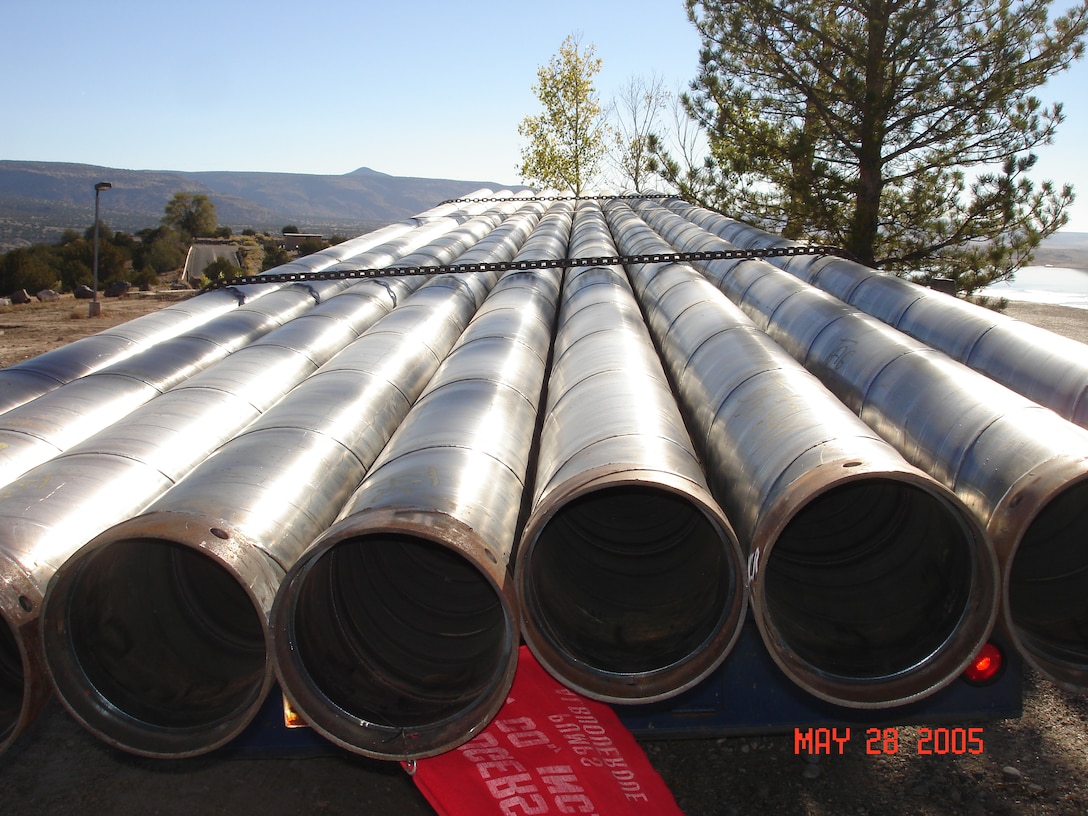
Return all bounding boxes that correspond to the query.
[406,646,684,816]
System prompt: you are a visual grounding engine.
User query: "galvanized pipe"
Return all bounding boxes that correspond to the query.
[40,199,539,757]
[0,214,476,754]
[636,198,1088,694]
[271,202,572,760]
[0,190,487,418]
[0,288,315,488]
[515,200,746,704]
[605,200,998,707]
[666,199,1088,430]
[0,289,254,417]
[0,197,503,488]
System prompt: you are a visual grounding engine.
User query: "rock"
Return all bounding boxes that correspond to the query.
[1002,766,1022,780]
[36,289,60,302]
[10,289,31,304]
[73,285,95,299]
[104,281,131,298]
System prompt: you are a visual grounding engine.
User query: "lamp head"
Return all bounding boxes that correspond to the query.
[95,181,112,192]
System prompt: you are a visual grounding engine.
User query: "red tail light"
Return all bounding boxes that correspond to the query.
[962,643,1003,685]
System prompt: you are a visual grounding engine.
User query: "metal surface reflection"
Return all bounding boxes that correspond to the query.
[37,197,533,758]
[606,200,998,708]
[516,200,746,704]
[637,197,1088,695]
[272,202,569,760]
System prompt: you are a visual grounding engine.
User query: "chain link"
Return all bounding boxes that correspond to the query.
[200,245,846,293]
[436,193,677,205]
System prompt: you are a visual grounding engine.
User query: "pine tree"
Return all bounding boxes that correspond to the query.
[660,0,1088,292]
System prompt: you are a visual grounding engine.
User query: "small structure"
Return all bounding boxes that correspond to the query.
[282,233,324,251]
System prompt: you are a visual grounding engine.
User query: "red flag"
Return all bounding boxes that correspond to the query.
[406,646,684,815]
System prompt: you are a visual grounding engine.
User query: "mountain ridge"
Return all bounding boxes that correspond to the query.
[0,160,528,249]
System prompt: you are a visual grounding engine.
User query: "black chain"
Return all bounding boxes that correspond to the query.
[437,193,677,205]
[200,245,846,293]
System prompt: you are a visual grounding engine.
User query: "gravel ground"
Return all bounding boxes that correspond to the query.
[0,293,1086,815]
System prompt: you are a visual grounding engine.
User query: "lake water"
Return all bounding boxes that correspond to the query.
[979,266,1088,310]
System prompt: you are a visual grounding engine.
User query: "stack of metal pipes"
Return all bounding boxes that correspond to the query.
[0,190,1083,764]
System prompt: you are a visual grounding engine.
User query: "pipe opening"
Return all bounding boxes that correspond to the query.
[1008,481,1088,669]
[764,480,973,680]
[61,539,266,730]
[526,486,732,674]
[291,534,510,728]
[0,619,22,741]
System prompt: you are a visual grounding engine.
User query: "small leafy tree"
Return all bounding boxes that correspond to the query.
[56,230,128,290]
[133,226,186,274]
[0,245,58,294]
[260,238,291,271]
[201,257,239,285]
[518,35,609,195]
[162,192,218,240]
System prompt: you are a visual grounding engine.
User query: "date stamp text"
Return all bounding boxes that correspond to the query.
[793,726,985,755]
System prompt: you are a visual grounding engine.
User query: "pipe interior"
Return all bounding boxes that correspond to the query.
[292,534,509,729]
[64,539,266,729]
[1008,481,1088,669]
[526,485,732,674]
[0,619,21,740]
[764,480,973,679]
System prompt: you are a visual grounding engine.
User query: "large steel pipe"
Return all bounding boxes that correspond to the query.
[0,288,315,488]
[0,289,254,417]
[40,199,538,757]
[0,191,486,418]
[636,199,1088,694]
[271,202,572,760]
[666,199,1088,430]
[515,200,746,703]
[605,201,998,707]
[0,197,504,489]
[0,217,468,754]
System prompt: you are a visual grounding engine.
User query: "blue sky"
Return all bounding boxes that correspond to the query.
[4,0,1087,231]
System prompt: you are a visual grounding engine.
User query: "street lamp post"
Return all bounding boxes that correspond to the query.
[90,181,112,317]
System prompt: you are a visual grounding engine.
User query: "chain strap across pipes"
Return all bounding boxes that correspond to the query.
[38,199,540,758]
[199,246,844,292]
[0,198,498,756]
[605,200,999,708]
[271,201,574,760]
[633,197,1088,695]
[515,199,747,704]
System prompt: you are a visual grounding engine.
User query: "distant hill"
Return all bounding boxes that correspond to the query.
[0,160,529,250]
[1032,231,1088,270]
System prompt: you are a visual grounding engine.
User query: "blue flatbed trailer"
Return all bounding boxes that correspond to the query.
[231,619,1020,758]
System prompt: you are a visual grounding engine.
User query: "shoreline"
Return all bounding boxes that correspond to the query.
[999,299,1088,344]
